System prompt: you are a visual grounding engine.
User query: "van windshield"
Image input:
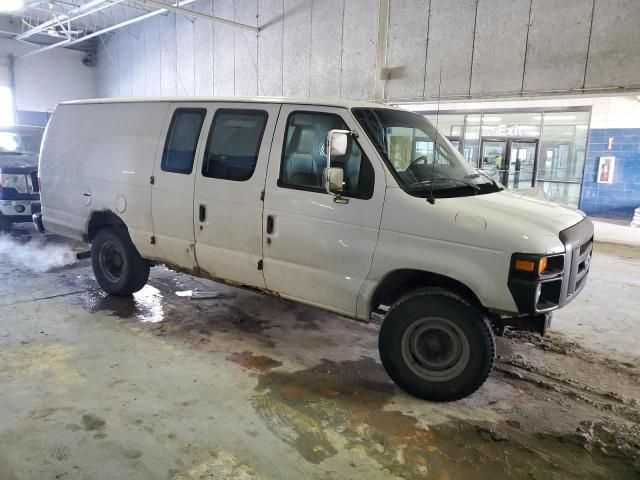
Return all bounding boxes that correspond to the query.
[0,131,44,156]
[352,108,502,198]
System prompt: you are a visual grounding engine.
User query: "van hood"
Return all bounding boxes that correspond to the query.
[441,189,586,254]
[461,190,585,232]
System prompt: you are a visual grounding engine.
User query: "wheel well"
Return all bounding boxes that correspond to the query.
[86,210,127,242]
[371,269,483,312]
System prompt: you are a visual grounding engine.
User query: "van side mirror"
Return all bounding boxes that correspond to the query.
[324,167,344,194]
[326,130,349,157]
[324,129,356,202]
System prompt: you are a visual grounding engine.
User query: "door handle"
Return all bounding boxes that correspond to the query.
[266,215,274,234]
[199,204,206,222]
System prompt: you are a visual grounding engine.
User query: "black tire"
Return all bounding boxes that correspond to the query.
[0,216,11,232]
[91,227,150,296]
[379,287,495,402]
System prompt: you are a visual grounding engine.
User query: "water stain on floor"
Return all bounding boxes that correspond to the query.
[251,356,640,479]
[227,351,283,371]
[74,273,279,348]
[81,414,106,432]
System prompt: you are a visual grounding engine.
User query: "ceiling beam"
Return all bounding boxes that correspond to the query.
[15,0,114,40]
[129,0,259,33]
[17,0,200,59]
[17,0,259,59]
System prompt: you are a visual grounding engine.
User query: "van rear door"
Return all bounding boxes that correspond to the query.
[193,103,280,289]
[151,103,208,270]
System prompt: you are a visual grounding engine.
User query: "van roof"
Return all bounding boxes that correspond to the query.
[61,96,394,110]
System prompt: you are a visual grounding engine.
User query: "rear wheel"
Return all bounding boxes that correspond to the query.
[379,287,495,402]
[91,227,149,296]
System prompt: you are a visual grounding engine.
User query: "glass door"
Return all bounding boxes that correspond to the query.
[480,140,507,185]
[508,141,537,189]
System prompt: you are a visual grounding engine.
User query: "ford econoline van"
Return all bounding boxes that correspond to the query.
[35,97,593,401]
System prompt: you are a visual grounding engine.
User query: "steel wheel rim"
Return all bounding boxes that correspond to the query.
[400,317,471,382]
[99,241,124,283]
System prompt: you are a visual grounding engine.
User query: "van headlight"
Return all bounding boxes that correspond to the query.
[512,254,564,277]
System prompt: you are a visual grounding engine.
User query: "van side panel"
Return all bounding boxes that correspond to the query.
[357,187,521,317]
[40,102,170,256]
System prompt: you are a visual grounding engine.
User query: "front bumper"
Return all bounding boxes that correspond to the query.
[494,312,553,336]
[0,199,41,220]
[508,218,594,315]
[33,212,45,233]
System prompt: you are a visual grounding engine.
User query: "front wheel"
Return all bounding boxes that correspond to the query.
[379,287,495,402]
[91,227,150,296]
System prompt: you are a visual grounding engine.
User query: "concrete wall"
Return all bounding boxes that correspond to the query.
[0,38,97,113]
[96,0,640,102]
[97,0,380,100]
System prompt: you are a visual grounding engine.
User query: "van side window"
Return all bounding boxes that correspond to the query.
[161,108,206,174]
[279,112,374,199]
[202,109,268,181]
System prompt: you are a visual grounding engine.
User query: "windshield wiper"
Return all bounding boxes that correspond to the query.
[410,177,481,193]
[471,171,504,190]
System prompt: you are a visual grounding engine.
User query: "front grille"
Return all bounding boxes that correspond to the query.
[569,237,592,296]
[559,219,594,306]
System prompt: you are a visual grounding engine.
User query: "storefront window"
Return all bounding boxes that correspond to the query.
[481,112,541,138]
[536,112,590,208]
[463,121,480,165]
[420,109,590,209]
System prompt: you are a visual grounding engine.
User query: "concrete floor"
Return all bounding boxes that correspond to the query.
[0,229,639,479]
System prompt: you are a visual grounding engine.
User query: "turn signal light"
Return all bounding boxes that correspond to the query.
[514,260,536,272]
[538,257,548,274]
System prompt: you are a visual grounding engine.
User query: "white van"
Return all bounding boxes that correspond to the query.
[35,97,593,401]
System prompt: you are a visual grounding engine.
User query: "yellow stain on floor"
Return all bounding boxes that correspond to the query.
[0,343,83,392]
[172,451,261,480]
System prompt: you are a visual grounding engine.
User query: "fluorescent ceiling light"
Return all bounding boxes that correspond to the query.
[576,125,589,130]
[481,116,502,122]
[0,0,24,12]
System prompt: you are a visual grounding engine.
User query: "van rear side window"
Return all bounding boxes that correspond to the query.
[202,109,268,181]
[161,108,206,174]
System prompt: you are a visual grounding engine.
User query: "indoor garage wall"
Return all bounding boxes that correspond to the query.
[96,0,640,102]
[0,38,97,123]
[96,0,379,100]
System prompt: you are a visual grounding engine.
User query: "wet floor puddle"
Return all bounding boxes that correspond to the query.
[71,271,328,352]
[73,274,275,340]
[79,284,166,323]
[251,357,640,479]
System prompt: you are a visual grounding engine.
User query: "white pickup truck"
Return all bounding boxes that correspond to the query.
[34,97,593,401]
